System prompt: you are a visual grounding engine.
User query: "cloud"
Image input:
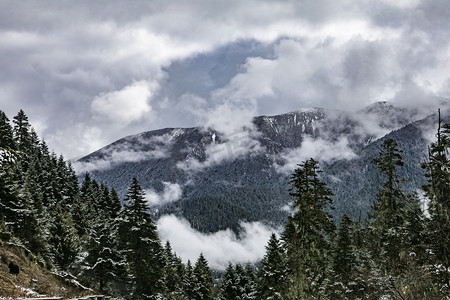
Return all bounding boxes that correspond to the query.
[176,74,265,172]
[145,182,183,206]
[177,128,263,172]
[157,215,277,270]
[2,1,450,159]
[275,136,357,174]
[215,37,405,114]
[91,80,155,125]
[73,130,177,173]
[73,149,165,174]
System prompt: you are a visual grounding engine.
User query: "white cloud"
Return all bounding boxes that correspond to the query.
[2,0,450,160]
[176,76,265,172]
[204,97,258,136]
[73,149,164,174]
[145,182,183,206]
[157,215,277,270]
[91,80,155,125]
[275,136,357,174]
[72,130,178,173]
[177,128,263,172]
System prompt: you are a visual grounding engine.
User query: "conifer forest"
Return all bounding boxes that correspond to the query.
[1,108,449,299]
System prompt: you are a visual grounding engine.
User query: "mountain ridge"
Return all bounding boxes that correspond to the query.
[75,102,446,233]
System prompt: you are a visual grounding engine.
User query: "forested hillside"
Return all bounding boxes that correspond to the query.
[1,108,449,299]
[77,102,444,233]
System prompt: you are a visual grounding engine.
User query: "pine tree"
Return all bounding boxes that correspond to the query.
[78,173,100,234]
[218,263,239,300]
[162,241,185,299]
[219,263,258,300]
[258,233,287,300]
[369,138,409,275]
[192,253,214,300]
[82,217,126,294]
[332,214,354,280]
[421,110,450,296]
[327,214,362,299]
[12,109,32,152]
[282,158,335,299]
[240,263,258,300]
[28,128,40,154]
[119,177,165,299]
[396,193,435,299]
[401,193,427,266]
[109,188,122,219]
[48,206,81,270]
[17,171,47,255]
[0,148,23,238]
[0,110,16,149]
[183,260,196,300]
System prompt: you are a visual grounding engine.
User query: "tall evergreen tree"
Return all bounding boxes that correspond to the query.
[327,214,364,299]
[82,217,126,294]
[219,263,258,300]
[0,148,23,237]
[12,109,32,152]
[48,206,81,270]
[192,253,214,300]
[0,110,16,149]
[162,241,185,299]
[332,214,355,281]
[369,138,409,275]
[241,263,258,300]
[282,158,335,299]
[17,171,47,255]
[421,110,450,296]
[218,263,240,300]
[119,177,165,299]
[258,233,287,300]
[108,187,122,219]
[183,260,196,300]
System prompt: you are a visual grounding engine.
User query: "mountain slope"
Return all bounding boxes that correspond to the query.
[76,102,445,232]
[0,241,92,298]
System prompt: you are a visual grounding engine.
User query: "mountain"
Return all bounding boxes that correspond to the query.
[75,102,446,233]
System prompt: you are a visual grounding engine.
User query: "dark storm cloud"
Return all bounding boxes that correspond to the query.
[0,0,449,158]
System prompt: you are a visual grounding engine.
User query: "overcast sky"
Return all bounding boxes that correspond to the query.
[1,0,449,159]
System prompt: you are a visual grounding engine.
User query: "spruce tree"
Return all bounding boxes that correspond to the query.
[183,260,196,300]
[12,109,32,152]
[218,263,239,300]
[109,188,122,219]
[241,263,258,300]
[328,214,362,299]
[258,233,287,300]
[192,253,214,300]
[119,177,165,299]
[17,171,47,255]
[78,174,100,234]
[0,110,16,149]
[421,110,450,296]
[0,148,23,238]
[282,158,335,299]
[48,206,81,270]
[162,241,185,299]
[219,263,258,300]
[83,217,126,294]
[332,214,355,281]
[369,138,409,275]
